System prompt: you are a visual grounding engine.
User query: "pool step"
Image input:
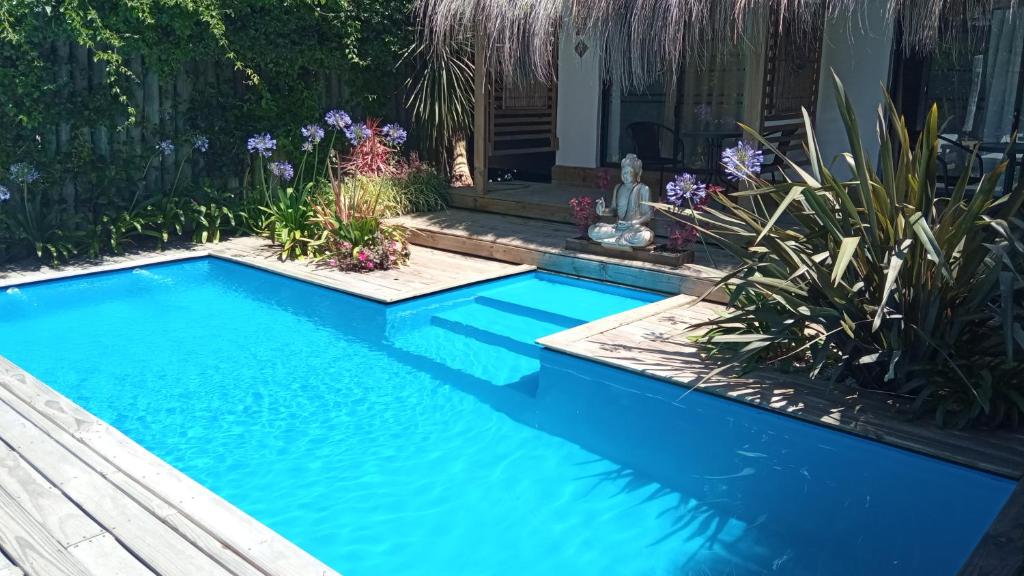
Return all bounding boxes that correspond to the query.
[474,278,655,325]
[435,302,571,345]
[389,322,537,386]
[474,296,579,329]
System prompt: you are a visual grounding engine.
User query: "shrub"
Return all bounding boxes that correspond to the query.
[315,164,410,272]
[568,196,598,238]
[653,74,1024,428]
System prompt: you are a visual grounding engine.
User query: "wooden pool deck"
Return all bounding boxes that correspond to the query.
[394,209,739,301]
[0,236,532,303]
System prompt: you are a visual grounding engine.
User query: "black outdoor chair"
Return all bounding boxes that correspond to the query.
[759,126,803,183]
[626,122,688,191]
[937,135,985,194]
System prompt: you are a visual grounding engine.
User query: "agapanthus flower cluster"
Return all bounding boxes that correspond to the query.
[247,133,277,158]
[0,185,9,202]
[345,122,371,146]
[665,173,707,206]
[302,124,325,146]
[192,135,210,152]
[157,140,175,156]
[9,163,39,184]
[381,123,407,147]
[721,141,763,181]
[268,161,294,182]
[325,109,352,131]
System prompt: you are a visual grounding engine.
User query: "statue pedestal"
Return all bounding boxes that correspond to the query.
[564,237,694,267]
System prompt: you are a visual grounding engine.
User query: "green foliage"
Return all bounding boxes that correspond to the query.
[1,182,77,264]
[0,0,418,259]
[653,74,1024,428]
[405,40,474,166]
[190,193,237,244]
[263,182,319,260]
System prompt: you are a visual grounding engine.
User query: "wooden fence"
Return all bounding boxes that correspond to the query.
[41,40,354,194]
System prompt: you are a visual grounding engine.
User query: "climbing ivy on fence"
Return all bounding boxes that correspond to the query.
[0,0,416,189]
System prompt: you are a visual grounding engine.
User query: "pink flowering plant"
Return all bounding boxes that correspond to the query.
[568,196,599,238]
[312,158,411,272]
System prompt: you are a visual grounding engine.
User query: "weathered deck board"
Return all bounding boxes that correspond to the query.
[211,236,532,303]
[447,181,683,237]
[395,209,736,301]
[0,444,105,548]
[0,486,92,576]
[0,236,532,304]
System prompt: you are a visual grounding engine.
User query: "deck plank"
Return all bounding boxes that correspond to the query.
[0,444,105,548]
[0,486,91,576]
[65,534,154,576]
[395,209,733,300]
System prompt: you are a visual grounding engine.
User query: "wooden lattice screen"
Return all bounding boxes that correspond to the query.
[488,75,558,157]
[760,13,825,163]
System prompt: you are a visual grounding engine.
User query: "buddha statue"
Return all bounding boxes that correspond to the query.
[588,154,655,249]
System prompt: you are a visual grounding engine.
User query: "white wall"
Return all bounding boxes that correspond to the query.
[815,0,895,175]
[555,29,603,168]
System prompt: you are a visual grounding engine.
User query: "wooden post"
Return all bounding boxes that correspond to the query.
[473,29,489,195]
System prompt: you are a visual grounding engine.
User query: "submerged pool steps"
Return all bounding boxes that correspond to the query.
[388,296,574,387]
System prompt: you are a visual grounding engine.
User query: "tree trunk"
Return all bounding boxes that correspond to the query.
[449,133,473,187]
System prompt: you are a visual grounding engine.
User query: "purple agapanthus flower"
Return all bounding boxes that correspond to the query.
[192,135,209,152]
[301,124,325,145]
[268,160,294,182]
[156,140,175,156]
[324,109,352,131]
[345,122,371,146]
[9,163,39,184]
[665,173,707,206]
[247,133,277,158]
[0,185,9,202]
[722,141,763,181]
[381,123,408,147]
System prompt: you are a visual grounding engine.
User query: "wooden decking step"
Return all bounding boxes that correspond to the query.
[394,209,736,301]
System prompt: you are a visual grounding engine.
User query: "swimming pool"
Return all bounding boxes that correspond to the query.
[0,257,1012,575]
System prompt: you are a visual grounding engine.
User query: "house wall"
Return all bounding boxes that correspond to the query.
[815,0,896,174]
[555,30,603,168]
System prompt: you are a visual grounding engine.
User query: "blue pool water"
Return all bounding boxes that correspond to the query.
[0,258,1013,575]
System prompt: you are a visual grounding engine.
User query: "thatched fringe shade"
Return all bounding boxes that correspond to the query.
[415,0,1003,89]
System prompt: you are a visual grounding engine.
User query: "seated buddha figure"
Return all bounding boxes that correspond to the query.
[588,154,655,249]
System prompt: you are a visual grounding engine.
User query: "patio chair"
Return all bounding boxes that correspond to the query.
[937,135,985,194]
[759,126,803,183]
[626,122,687,191]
